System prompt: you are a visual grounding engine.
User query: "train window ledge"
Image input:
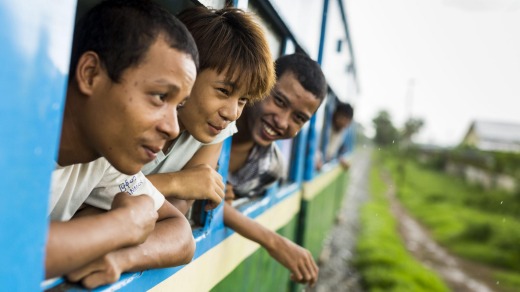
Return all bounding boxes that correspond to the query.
[42,182,303,291]
[318,151,354,174]
[231,181,301,220]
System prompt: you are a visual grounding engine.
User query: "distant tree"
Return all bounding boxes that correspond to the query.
[372,110,399,146]
[401,118,424,145]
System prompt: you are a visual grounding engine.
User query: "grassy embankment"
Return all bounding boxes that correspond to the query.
[354,153,448,292]
[382,151,520,291]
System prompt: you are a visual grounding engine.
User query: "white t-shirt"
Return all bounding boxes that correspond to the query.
[325,127,348,161]
[49,157,164,221]
[141,121,237,175]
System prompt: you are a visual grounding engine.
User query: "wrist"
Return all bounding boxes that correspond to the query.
[166,172,181,197]
[110,208,144,246]
[261,230,280,252]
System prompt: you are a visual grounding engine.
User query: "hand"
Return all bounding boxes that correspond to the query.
[111,192,158,245]
[66,251,123,289]
[266,235,319,287]
[339,157,350,170]
[224,183,235,204]
[315,151,323,171]
[172,164,225,210]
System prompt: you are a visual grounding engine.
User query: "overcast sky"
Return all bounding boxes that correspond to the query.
[344,0,520,146]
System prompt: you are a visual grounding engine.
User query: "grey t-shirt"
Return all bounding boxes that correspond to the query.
[228,143,285,198]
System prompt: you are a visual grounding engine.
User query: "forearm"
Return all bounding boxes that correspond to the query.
[111,208,195,272]
[223,202,318,286]
[147,173,182,198]
[46,211,135,278]
[223,203,277,250]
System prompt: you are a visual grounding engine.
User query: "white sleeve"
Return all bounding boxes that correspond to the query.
[86,167,165,211]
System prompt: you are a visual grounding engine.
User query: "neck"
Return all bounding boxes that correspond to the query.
[57,87,99,166]
[232,111,253,144]
[230,114,256,156]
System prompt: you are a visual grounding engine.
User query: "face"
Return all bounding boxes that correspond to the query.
[82,36,196,174]
[178,69,249,143]
[246,72,321,147]
[333,114,352,131]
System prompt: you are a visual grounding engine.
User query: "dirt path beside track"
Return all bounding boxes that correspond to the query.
[382,170,500,292]
[312,148,503,292]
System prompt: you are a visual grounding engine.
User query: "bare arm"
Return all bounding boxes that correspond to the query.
[147,142,224,215]
[45,194,157,278]
[223,201,319,287]
[67,200,195,289]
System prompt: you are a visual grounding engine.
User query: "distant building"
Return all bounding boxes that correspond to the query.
[462,120,520,152]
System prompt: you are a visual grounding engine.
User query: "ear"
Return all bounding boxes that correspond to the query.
[75,51,103,96]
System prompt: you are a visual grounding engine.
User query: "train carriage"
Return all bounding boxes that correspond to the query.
[0,0,357,291]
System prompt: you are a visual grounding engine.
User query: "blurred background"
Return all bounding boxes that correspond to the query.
[321,1,520,291]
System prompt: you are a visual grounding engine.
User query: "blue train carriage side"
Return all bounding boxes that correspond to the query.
[0,0,357,290]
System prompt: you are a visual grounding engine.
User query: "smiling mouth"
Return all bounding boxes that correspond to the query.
[262,121,280,137]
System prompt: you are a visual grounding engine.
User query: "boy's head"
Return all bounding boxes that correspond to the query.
[332,102,353,132]
[67,0,198,174]
[69,0,198,83]
[176,6,275,143]
[244,53,327,147]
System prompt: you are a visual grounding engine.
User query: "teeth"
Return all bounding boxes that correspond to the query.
[263,123,277,136]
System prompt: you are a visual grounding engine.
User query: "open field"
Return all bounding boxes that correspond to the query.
[382,150,520,291]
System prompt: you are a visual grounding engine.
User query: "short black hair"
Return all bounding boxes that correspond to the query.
[69,0,199,82]
[275,53,327,102]
[334,102,354,119]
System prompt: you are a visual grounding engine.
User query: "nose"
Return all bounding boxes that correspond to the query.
[273,109,290,131]
[219,99,241,122]
[158,106,180,140]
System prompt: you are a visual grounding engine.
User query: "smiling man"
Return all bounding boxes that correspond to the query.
[46,0,198,288]
[225,53,327,287]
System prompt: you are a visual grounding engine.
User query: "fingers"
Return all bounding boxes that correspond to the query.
[289,251,319,287]
[290,266,304,284]
[302,253,318,287]
[81,269,119,289]
[214,171,224,190]
[67,254,121,289]
[66,260,102,282]
[224,183,235,201]
[204,198,220,211]
[298,260,313,285]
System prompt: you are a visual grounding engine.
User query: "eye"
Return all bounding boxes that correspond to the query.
[294,114,307,124]
[217,87,230,96]
[238,96,249,106]
[272,94,284,107]
[177,98,188,110]
[150,93,168,105]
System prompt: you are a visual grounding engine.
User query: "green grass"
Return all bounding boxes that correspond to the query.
[381,150,520,290]
[354,160,448,292]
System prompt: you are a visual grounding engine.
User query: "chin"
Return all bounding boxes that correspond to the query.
[192,132,214,144]
[253,134,273,147]
[111,160,142,175]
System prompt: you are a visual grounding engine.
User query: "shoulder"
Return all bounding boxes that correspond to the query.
[269,143,285,174]
[54,157,111,181]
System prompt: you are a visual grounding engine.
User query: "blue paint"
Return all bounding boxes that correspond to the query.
[291,124,309,183]
[304,0,330,181]
[0,1,76,290]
